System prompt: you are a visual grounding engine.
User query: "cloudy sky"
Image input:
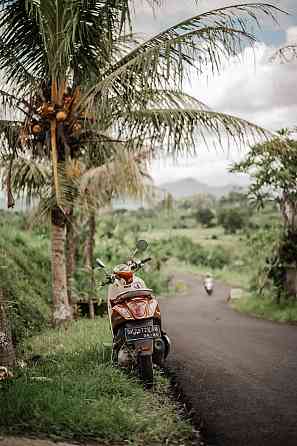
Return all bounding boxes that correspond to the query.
[132,0,297,186]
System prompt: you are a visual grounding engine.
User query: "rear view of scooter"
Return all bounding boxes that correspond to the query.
[96,240,170,387]
[204,273,214,296]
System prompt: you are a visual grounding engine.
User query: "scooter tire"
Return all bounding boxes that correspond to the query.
[138,354,153,388]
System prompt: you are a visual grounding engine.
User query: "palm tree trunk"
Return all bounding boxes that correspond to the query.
[84,212,96,319]
[51,207,73,326]
[0,288,15,368]
[66,212,79,306]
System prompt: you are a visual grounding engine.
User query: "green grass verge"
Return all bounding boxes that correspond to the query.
[231,293,297,323]
[0,319,193,445]
[0,218,51,342]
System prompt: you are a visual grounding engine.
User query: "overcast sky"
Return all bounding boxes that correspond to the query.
[131,0,297,186]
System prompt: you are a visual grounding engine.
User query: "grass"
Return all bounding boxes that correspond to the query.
[166,258,251,290]
[141,226,242,252]
[0,319,193,445]
[0,222,51,342]
[232,293,297,323]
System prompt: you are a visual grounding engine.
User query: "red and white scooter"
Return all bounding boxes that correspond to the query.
[96,240,170,386]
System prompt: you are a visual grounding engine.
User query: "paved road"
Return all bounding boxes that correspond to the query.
[160,273,297,446]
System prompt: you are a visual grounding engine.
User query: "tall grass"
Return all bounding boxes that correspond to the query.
[232,293,297,323]
[0,217,51,342]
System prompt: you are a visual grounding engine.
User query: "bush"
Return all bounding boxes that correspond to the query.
[0,222,51,343]
[207,245,231,269]
[218,207,247,234]
[188,245,208,266]
[150,236,230,270]
[195,207,215,227]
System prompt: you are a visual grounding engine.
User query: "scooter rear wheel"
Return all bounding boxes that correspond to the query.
[138,354,153,388]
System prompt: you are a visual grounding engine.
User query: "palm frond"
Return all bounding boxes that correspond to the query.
[0,0,48,89]
[270,44,297,64]
[0,89,29,118]
[117,108,273,157]
[79,149,149,209]
[0,156,50,205]
[86,3,282,104]
[23,0,134,83]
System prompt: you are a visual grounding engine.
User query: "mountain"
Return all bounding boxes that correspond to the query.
[159,178,245,199]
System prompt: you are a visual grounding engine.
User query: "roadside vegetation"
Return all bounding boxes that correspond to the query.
[0,318,193,445]
[231,293,297,323]
[0,211,51,343]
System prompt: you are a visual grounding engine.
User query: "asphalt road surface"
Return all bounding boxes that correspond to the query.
[160,273,297,446]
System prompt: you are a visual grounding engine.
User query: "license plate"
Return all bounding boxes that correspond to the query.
[125,325,161,341]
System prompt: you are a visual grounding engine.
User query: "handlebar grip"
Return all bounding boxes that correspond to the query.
[101,277,113,286]
[142,257,152,264]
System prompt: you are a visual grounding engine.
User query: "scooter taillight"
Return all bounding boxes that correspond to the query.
[128,300,147,318]
[126,297,148,319]
[115,271,134,284]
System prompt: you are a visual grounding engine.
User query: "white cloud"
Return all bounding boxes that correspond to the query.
[186,43,297,130]
[286,26,297,43]
[132,1,297,186]
[133,0,297,36]
[150,42,297,186]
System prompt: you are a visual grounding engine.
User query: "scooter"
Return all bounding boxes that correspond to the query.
[96,240,170,387]
[204,276,214,295]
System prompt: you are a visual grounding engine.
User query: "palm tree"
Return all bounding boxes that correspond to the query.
[0,1,280,323]
[79,147,150,318]
[0,144,150,322]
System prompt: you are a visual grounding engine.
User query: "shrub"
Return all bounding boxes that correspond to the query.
[0,224,51,343]
[195,207,215,227]
[218,207,247,234]
[188,245,209,266]
[207,245,231,269]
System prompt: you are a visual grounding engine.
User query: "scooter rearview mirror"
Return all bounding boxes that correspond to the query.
[136,239,148,253]
[96,258,106,268]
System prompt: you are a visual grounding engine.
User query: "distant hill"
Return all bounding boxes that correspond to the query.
[160,178,245,199]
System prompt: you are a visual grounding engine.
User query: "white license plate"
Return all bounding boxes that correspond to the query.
[125,325,161,341]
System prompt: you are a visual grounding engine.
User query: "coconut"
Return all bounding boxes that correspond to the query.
[73,122,82,132]
[56,110,68,122]
[32,124,42,134]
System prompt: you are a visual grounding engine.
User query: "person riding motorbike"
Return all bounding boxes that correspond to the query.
[203,273,214,295]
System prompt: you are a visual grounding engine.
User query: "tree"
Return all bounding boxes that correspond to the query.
[195,207,215,227]
[0,1,280,323]
[232,136,297,298]
[219,190,249,207]
[0,146,148,319]
[218,207,246,234]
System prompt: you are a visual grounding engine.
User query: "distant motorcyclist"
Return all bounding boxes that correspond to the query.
[203,273,214,295]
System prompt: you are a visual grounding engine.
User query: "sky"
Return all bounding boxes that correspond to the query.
[131,0,297,186]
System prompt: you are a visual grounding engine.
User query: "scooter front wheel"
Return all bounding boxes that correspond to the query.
[138,354,153,388]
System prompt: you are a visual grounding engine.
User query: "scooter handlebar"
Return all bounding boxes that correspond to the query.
[100,276,114,287]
